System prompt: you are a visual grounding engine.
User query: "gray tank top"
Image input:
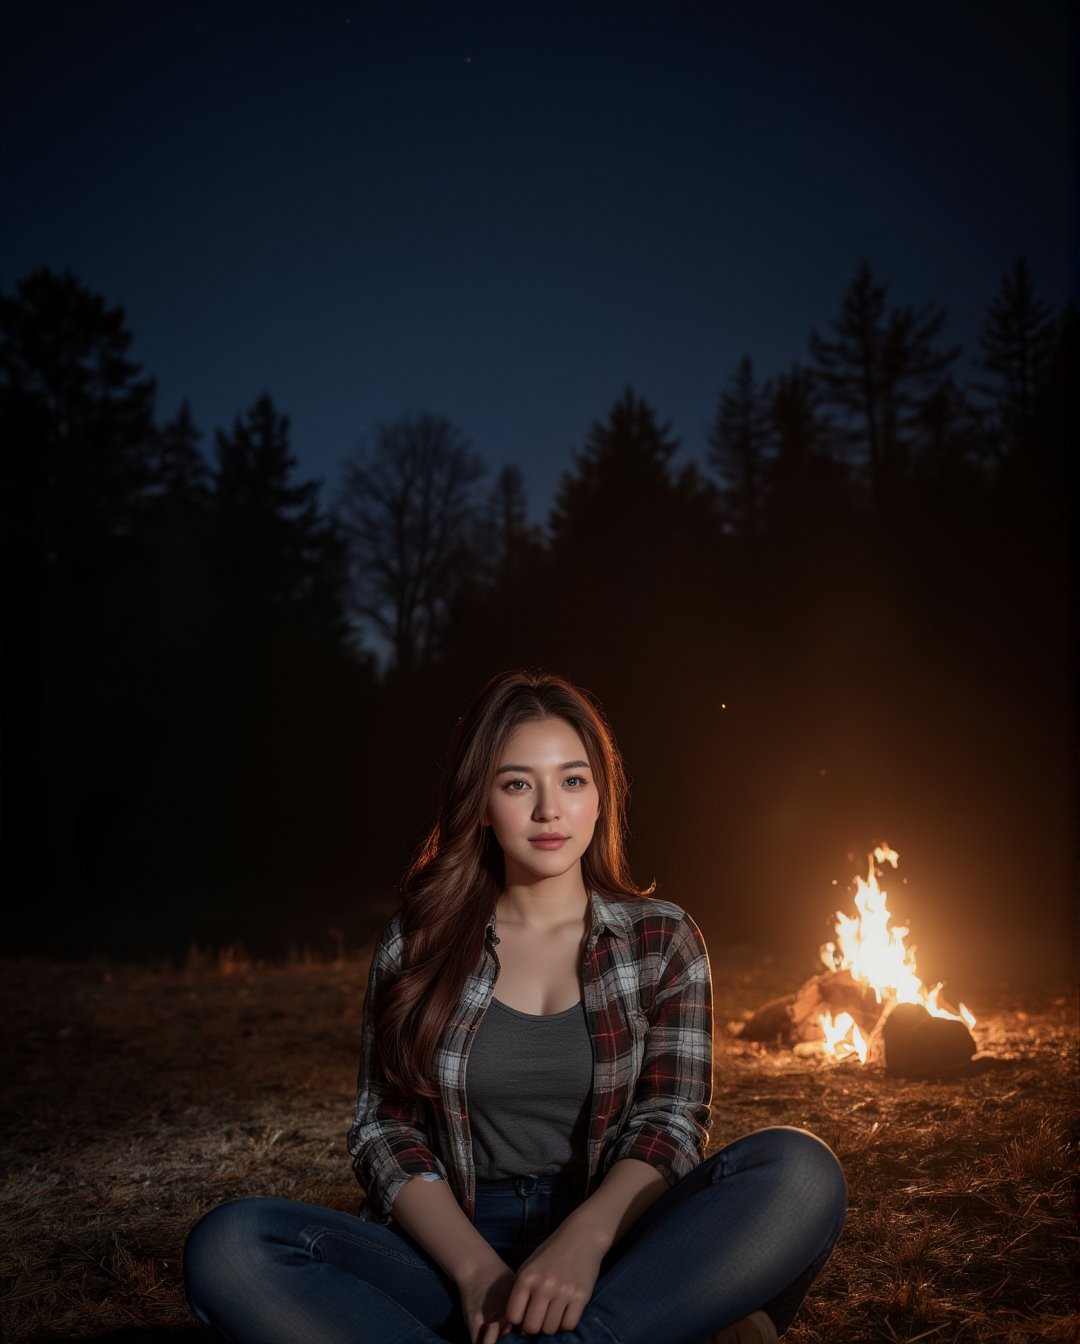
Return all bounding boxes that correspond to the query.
[467,996,594,1182]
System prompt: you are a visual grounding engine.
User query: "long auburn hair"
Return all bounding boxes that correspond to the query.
[372,669,653,1101]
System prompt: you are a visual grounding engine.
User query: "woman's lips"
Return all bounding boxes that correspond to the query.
[529,835,568,850]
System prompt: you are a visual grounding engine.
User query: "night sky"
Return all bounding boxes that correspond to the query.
[2,0,1074,519]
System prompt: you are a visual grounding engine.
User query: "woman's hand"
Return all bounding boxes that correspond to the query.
[503,1218,607,1336]
[456,1254,517,1344]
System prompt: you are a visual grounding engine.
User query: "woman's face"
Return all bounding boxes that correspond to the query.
[484,717,600,888]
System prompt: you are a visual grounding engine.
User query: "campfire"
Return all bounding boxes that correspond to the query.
[734,847,979,1077]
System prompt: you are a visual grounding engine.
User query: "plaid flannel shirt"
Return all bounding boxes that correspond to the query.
[347,889,713,1225]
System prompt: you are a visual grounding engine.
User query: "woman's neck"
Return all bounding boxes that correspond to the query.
[497,871,590,933]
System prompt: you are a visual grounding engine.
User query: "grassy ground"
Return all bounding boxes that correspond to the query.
[1,948,1074,1343]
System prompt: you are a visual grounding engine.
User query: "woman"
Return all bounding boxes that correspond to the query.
[184,670,846,1344]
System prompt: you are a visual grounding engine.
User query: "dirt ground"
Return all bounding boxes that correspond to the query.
[1,948,1074,1343]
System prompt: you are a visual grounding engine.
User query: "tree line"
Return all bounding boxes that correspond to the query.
[1,260,1072,961]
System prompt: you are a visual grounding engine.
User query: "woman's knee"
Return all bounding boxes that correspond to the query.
[717,1127,846,1224]
[758,1126,846,1223]
[183,1196,281,1317]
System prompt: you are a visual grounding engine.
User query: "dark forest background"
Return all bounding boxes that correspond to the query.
[1,259,1073,980]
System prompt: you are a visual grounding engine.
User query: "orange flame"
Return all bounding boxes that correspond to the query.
[817,847,975,1061]
[820,1011,869,1064]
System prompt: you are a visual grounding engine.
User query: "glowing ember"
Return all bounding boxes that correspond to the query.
[817,847,975,1061]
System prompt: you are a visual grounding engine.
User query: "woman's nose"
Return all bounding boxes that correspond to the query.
[532,789,560,821]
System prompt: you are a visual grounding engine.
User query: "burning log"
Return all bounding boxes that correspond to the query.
[736,992,797,1044]
[790,970,880,1042]
[735,970,879,1046]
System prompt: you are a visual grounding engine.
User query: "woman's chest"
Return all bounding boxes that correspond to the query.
[492,924,586,1016]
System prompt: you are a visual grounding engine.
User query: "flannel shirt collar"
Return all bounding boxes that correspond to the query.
[484,888,633,948]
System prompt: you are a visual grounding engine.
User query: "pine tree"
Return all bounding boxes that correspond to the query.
[771,363,825,474]
[215,393,317,528]
[548,386,680,549]
[765,361,850,532]
[543,387,718,673]
[212,392,347,645]
[707,355,772,539]
[972,256,1057,463]
[911,375,981,487]
[809,261,958,512]
[0,266,157,566]
[0,268,158,922]
[481,463,543,589]
[151,398,210,500]
[203,394,354,882]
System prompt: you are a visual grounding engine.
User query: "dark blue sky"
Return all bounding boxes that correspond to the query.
[2,0,1074,520]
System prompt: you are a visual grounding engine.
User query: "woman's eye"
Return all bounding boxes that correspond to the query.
[564,776,587,788]
[502,779,529,792]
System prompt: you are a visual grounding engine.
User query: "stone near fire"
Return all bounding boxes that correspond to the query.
[883,1002,977,1078]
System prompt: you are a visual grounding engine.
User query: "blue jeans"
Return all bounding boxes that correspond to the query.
[183,1126,846,1343]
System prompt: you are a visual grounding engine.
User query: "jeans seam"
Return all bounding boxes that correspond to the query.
[589,1313,624,1344]
[303,1226,429,1271]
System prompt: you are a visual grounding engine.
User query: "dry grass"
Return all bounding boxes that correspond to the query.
[1,951,1075,1342]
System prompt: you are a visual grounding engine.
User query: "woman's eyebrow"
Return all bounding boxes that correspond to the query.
[495,760,591,774]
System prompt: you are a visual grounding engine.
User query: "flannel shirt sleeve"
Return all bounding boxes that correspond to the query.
[346,918,449,1221]
[606,910,714,1186]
